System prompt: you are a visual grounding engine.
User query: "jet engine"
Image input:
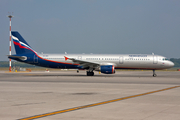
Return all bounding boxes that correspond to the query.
[100,65,115,74]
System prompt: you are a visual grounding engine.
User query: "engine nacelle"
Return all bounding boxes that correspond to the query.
[100,65,115,74]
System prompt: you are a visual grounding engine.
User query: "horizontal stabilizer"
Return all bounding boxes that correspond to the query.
[7,55,27,61]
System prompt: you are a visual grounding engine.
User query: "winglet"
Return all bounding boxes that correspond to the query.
[64,56,69,61]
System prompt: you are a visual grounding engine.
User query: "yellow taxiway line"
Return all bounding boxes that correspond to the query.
[19,85,180,120]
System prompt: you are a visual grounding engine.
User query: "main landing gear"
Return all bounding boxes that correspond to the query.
[153,70,157,77]
[87,71,94,76]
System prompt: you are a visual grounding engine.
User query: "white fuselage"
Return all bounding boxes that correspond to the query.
[38,54,174,70]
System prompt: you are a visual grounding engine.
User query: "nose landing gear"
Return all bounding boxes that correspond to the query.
[153,70,157,77]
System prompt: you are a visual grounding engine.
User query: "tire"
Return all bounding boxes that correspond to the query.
[87,71,94,76]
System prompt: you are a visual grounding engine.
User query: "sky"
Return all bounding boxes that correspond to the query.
[0,0,180,61]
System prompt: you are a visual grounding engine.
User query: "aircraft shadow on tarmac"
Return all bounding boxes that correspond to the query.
[3,71,177,78]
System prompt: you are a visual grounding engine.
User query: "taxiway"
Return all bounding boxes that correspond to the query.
[0,71,180,120]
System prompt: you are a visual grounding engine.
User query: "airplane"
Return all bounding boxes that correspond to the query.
[8,31,174,76]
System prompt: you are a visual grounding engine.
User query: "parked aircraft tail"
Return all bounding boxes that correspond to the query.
[11,31,36,55]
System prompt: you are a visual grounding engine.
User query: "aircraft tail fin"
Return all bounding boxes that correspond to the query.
[11,31,36,55]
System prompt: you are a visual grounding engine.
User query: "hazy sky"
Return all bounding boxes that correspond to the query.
[0,0,180,61]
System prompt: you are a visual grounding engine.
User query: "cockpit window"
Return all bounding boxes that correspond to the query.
[162,58,168,61]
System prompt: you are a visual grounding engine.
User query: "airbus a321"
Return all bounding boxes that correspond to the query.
[8,31,174,76]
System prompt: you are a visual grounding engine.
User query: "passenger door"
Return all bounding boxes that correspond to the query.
[119,57,123,64]
[153,55,158,64]
[34,55,38,63]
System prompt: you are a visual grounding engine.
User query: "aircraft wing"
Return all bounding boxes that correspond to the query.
[64,56,100,69]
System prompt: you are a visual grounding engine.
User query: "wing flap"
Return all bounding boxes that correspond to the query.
[64,56,100,68]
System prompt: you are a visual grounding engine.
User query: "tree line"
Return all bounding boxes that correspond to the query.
[170,58,180,67]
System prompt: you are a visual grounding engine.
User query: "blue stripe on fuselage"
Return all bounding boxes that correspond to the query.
[36,57,79,69]
[10,54,81,69]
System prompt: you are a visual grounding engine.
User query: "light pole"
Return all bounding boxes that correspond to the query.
[7,14,13,72]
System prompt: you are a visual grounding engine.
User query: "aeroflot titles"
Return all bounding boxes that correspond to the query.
[129,55,147,57]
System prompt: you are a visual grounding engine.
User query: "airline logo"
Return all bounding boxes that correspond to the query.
[12,35,36,53]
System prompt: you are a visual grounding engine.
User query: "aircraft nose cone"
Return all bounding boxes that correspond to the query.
[169,61,174,67]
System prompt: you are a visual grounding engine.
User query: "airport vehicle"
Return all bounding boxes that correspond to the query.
[8,31,174,76]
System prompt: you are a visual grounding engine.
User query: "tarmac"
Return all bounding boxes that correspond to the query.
[0,70,180,120]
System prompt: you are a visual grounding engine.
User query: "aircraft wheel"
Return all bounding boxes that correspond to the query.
[152,70,157,77]
[153,74,157,77]
[87,71,94,76]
